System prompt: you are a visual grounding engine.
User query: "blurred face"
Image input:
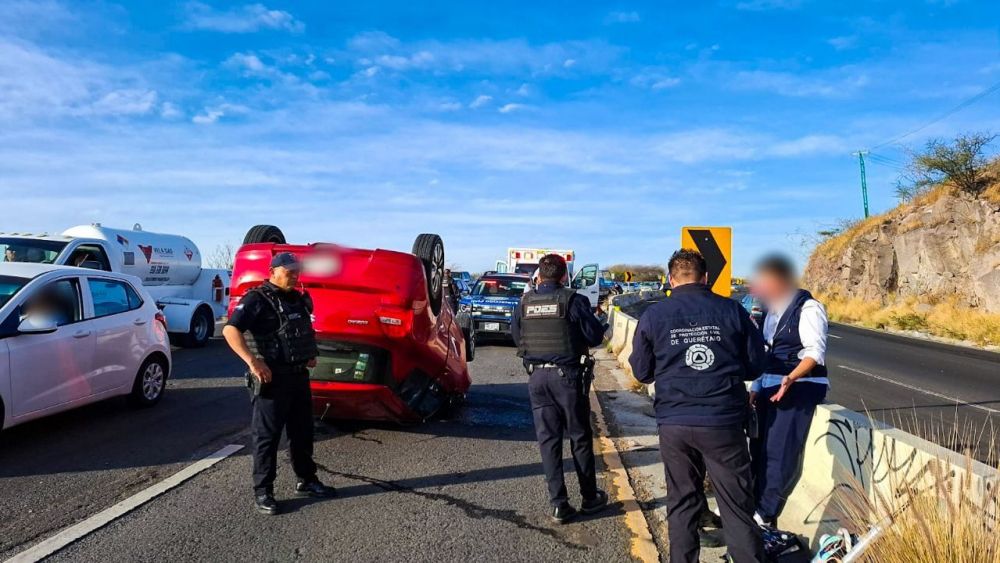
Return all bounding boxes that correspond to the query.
[752,270,793,303]
[269,266,299,290]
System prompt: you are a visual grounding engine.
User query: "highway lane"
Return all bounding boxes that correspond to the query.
[1,340,635,562]
[825,323,999,463]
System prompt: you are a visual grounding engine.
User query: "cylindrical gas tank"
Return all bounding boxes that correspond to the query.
[62,224,204,286]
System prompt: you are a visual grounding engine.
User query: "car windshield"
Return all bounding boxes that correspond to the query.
[0,238,68,264]
[0,275,29,308]
[473,277,527,297]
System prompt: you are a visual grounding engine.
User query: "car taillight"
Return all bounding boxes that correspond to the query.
[376,307,414,338]
[155,311,167,327]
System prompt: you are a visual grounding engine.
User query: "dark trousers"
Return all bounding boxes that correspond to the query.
[750,382,827,522]
[658,424,763,563]
[527,367,598,506]
[251,370,317,495]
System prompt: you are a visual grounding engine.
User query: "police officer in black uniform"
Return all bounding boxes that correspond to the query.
[629,249,766,563]
[511,254,609,524]
[223,252,336,515]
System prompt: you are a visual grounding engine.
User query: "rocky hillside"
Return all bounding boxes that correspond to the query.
[805,187,999,314]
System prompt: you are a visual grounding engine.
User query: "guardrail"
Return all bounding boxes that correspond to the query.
[604,299,1000,552]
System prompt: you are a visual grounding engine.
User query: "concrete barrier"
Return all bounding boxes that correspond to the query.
[606,305,1000,550]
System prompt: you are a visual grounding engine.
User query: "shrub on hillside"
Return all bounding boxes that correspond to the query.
[896,132,997,201]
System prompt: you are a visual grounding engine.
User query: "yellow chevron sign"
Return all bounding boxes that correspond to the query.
[681,227,732,297]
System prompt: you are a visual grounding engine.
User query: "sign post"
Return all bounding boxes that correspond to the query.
[623,271,634,283]
[681,227,732,297]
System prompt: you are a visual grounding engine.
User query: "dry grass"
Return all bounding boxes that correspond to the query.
[836,417,1000,562]
[819,293,1000,346]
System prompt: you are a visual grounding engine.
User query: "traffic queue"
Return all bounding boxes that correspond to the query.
[1,221,829,563]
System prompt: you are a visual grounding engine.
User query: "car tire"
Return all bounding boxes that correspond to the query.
[464,329,476,362]
[180,306,214,348]
[243,225,286,245]
[129,356,168,407]
[412,234,445,316]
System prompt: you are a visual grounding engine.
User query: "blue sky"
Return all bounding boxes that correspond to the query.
[1,1,998,274]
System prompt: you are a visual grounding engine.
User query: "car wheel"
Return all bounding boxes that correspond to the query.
[439,393,466,419]
[243,224,286,245]
[130,356,168,407]
[464,329,476,362]
[181,307,214,348]
[412,233,445,316]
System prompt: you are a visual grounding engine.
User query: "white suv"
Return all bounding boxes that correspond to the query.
[0,263,171,432]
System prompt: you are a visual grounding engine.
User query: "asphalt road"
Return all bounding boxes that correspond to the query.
[0,340,635,562]
[825,323,1000,463]
[619,294,1000,463]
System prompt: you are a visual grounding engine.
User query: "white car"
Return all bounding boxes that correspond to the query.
[0,263,171,432]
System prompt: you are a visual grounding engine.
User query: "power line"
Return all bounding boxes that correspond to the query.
[869,78,1000,150]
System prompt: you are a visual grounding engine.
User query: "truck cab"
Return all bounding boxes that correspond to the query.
[0,224,230,347]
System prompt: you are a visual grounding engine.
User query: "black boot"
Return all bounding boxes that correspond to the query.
[581,489,609,514]
[295,479,337,498]
[255,493,279,515]
[551,502,578,524]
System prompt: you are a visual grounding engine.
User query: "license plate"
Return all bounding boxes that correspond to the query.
[484,322,501,332]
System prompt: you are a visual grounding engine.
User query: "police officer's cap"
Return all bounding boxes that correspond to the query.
[270,252,302,271]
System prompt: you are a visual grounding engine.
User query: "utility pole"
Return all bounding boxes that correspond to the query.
[853,150,870,218]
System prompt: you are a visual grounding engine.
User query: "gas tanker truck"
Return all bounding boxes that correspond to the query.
[0,223,230,347]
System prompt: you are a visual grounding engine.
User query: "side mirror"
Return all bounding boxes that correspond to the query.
[18,315,59,334]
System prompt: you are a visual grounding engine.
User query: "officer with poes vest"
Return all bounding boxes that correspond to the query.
[511,254,609,524]
[223,252,336,516]
[629,249,765,562]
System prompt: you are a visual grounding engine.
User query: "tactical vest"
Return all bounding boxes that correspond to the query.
[765,289,828,378]
[516,288,588,359]
[245,285,319,366]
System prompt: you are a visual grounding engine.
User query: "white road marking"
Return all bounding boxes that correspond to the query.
[837,365,1000,415]
[828,334,842,339]
[5,444,243,563]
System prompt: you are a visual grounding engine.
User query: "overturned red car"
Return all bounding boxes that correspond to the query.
[229,225,473,423]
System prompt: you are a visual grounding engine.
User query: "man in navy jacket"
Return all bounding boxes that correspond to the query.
[629,249,765,563]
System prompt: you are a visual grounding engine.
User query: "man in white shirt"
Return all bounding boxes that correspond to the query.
[748,254,829,528]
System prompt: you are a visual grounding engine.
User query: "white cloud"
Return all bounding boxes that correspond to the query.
[160,102,183,119]
[631,68,682,90]
[192,103,249,124]
[513,83,531,97]
[469,95,493,109]
[181,2,304,33]
[604,11,641,24]
[827,35,858,50]
[731,69,868,97]
[498,103,527,114]
[735,0,802,10]
[88,89,158,116]
[344,31,620,77]
[226,52,267,74]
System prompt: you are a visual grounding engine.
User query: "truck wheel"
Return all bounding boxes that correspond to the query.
[243,225,286,245]
[181,307,214,348]
[412,234,445,316]
[129,356,168,407]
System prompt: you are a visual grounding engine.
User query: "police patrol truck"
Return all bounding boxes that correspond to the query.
[0,223,230,347]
